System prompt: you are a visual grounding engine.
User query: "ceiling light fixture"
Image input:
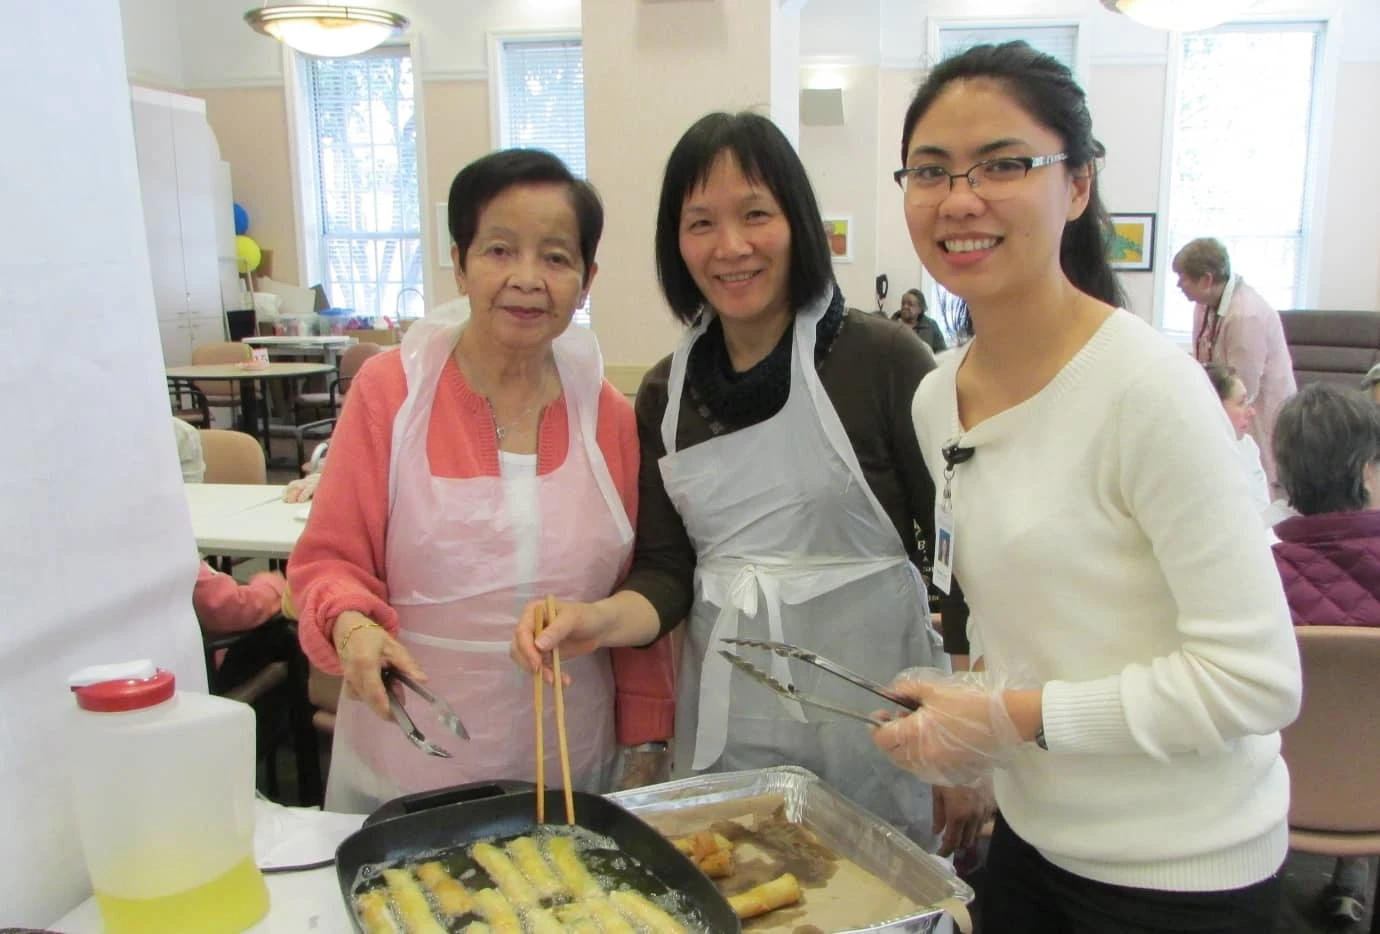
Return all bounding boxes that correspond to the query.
[244,5,409,58]
[1099,0,1257,32]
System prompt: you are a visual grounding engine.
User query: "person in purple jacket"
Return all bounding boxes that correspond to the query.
[1271,382,1380,925]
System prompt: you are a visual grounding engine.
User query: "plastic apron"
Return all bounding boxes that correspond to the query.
[324,319,632,813]
[661,294,946,845]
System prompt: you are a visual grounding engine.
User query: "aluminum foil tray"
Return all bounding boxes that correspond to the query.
[609,766,974,933]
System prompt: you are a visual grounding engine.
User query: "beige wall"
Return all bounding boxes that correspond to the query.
[197,87,299,284]
[800,65,881,311]
[422,80,492,306]
[1318,62,1380,310]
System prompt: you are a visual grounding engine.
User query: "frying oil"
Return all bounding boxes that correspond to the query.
[94,856,269,934]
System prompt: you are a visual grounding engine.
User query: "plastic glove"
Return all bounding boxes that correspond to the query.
[872,667,1026,787]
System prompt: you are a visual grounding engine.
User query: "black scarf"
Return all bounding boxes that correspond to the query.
[686,286,847,435]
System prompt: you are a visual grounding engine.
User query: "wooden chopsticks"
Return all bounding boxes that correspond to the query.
[534,595,575,825]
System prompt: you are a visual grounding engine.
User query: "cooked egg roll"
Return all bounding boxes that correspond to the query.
[470,842,540,909]
[544,834,604,899]
[415,860,474,916]
[505,835,565,899]
[581,895,638,934]
[609,890,689,934]
[671,831,734,856]
[524,906,569,934]
[472,887,522,934]
[356,890,402,934]
[554,902,603,934]
[728,872,802,919]
[696,847,734,878]
[382,868,447,934]
[462,924,491,934]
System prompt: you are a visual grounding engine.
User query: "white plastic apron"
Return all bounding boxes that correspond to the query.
[660,294,946,845]
[325,319,632,813]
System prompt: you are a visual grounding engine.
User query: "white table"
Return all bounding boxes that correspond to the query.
[244,335,357,366]
[187,484,307,560]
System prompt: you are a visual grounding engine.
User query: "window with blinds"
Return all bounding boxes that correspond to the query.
[937,24,1080,74]
[493,37,591,325]
[304,47,423,320]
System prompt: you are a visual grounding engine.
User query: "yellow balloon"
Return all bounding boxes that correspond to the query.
[235,235,262,273]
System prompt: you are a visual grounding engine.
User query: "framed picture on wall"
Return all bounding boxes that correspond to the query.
[1107,213,1156,271]
[822,215,853,263]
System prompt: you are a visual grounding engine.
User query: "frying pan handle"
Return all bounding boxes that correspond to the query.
[364,780,534,826]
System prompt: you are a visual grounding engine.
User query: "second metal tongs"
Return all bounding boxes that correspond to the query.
[382,666,469,758]
[718,637,920,728]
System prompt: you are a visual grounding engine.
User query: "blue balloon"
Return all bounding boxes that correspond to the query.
[233,203,249,236]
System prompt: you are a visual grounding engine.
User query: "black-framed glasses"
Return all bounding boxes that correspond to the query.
[893,154,1069,204]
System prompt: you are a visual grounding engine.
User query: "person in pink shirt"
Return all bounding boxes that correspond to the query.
[1176,238,1297,491]
[194,561,286,638]
[289,150,673,812]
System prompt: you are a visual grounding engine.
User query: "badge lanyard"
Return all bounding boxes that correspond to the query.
[932,439,973,594]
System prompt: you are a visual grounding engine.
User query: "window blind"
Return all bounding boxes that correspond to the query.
[498,39,587,179]
[497,38,590,325]
[938,25,1079,72]
[305,47,422,319]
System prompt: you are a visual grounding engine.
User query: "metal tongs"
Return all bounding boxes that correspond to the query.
[382,667,469,758]
[718,637,919,728]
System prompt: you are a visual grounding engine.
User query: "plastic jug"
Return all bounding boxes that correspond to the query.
[65,661,269,934]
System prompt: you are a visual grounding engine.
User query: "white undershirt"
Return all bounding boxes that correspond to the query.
[500,452,539,589]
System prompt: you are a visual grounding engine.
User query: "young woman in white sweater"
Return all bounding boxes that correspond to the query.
[874,42,1301,932]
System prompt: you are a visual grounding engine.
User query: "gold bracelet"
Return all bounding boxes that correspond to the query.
[337,618,381,657]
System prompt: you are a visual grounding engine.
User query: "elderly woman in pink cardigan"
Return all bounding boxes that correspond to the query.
[1175,238,1296,490]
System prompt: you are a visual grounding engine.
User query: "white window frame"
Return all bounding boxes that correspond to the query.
[282,35,434,316]
[1153,13,1340,334]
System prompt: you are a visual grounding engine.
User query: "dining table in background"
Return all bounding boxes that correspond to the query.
[243,334,357,367]
[185,483,307,560]
[166,361,337,456]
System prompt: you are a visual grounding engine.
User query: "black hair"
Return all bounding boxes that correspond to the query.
[1274,383,1380,515]
[655,112,834,324]
[1203,363,1241,402]
[447,149,603,284]
[900,42,1126,335]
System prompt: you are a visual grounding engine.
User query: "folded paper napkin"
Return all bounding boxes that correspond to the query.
[253,797,365,871]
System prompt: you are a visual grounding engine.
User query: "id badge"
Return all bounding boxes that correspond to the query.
[932,498,956,595]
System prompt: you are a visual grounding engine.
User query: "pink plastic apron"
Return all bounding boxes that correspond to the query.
[324,319,633,813]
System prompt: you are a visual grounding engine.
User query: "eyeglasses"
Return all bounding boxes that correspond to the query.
[893,154,1069,204]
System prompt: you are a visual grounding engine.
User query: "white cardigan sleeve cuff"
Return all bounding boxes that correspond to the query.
[1041,677,1142,755]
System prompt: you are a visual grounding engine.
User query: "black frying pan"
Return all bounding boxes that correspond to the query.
[336,780,741,932]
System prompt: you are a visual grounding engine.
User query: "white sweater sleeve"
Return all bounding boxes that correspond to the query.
[1041,354,1301,759]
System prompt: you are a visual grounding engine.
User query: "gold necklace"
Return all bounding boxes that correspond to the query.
[488,395,549,441]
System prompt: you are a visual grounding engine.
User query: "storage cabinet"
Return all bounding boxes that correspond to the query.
[131,87,234,367]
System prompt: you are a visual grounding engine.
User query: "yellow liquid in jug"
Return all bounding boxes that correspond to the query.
[95,856,269,934]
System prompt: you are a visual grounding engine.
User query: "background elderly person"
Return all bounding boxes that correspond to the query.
[1271,383,1380,925]
[1175,237,1296,490]
[894,288,947,354]
[1204,363,1270,516]
[289,149,674,812]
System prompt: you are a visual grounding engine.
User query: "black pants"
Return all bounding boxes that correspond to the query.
[983,815,1282,934]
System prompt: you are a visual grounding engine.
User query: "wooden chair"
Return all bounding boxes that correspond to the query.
[191,341,252,418]
[289,342,384,464]
[168,377,212,427]
[199,429,266,484]
[205,617,322,806]
[1280,626,1380,933]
